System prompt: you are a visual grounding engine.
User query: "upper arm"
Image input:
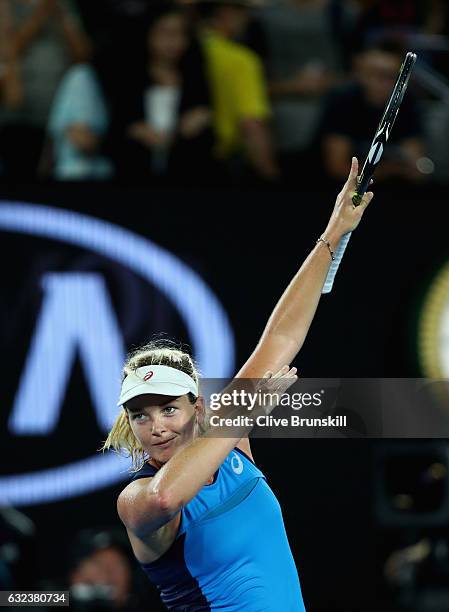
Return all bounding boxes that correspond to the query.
[236,331,300,381]
[234,333,302,463]
[117,478,182,563]
[239,116,270,139]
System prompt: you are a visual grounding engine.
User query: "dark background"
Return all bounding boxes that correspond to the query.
[1,180,448,611]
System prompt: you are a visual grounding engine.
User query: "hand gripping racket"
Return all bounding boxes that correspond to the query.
[322,51,417,294]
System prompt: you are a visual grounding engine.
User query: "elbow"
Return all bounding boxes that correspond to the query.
[73,47,91,64]
[127,493,178,536]
[71,38,93,64]
[155,489,181,516]
[264,326,305,349]
[117,488,179,535]
[144,486,183,525]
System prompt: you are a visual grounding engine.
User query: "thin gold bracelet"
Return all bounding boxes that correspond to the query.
[316,237,335,261]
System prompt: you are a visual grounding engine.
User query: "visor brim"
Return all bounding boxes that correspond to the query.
[118,382,195,406]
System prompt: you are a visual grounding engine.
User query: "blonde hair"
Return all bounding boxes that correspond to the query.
[100,339,202,471]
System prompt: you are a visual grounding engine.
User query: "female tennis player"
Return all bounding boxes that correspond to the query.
[103,157,373,611]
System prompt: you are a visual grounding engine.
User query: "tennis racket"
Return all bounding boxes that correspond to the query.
[322,51,417,294]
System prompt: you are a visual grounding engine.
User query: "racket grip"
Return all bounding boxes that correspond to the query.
[322,232,352,294]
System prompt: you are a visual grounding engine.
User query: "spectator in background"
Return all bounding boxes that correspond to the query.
[0,0,22,178]
[0,507,36,590]
[67,528,160,611]
[111,3,214,185]
[352,0,448,56]
[0,1,22,111]
[1,0,91,180]
[318,39,425,184]
[257,0,342,180]
[193,0,280,183]
[45,55,113,181]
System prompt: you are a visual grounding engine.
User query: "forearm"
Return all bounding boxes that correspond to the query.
[149,427,250,511]
[12,4,52,55]
[0,1,13,57]
[66,124,100,153]
[239,158,372,379]
[269,79,303,97]
[59,13,91,62]
[1,61,22,107]
[269,73,336,98]
[262,226,341,352]
[148,379,263,510]
[147,372,294,511]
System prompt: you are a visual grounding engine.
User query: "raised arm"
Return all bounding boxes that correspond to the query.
[233,158,373,458]
[118,161,373,548]
[0,0,22,108]
[12,0,91,62]
[11,0,56,56]
[237,157,373,381]
[53,1,91,63]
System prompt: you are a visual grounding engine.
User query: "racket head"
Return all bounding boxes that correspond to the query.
[377,51,417,137]
[354,51,417,204]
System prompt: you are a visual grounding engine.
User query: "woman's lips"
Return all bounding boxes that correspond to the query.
[152,437,175,448]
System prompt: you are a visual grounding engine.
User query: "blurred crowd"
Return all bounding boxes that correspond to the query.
[0,509,163,610]
[0,0,448,188]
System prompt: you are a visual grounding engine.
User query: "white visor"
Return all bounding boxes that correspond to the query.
[117,365,198,406]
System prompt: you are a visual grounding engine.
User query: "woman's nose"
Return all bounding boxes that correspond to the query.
[151,416,167,435]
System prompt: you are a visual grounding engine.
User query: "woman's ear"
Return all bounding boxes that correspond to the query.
[195,396,206,426]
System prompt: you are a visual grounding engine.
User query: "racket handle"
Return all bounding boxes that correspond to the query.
[322,186,364,294]
[322,232,352,294]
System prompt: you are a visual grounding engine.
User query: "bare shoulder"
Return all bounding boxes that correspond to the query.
[116,477,148,519]
[117,478,181,564]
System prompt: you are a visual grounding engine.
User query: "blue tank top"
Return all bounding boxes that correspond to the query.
[130,447,306,611]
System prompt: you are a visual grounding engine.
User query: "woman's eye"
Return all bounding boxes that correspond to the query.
[162,406,177,416]
[132,413,146,421]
